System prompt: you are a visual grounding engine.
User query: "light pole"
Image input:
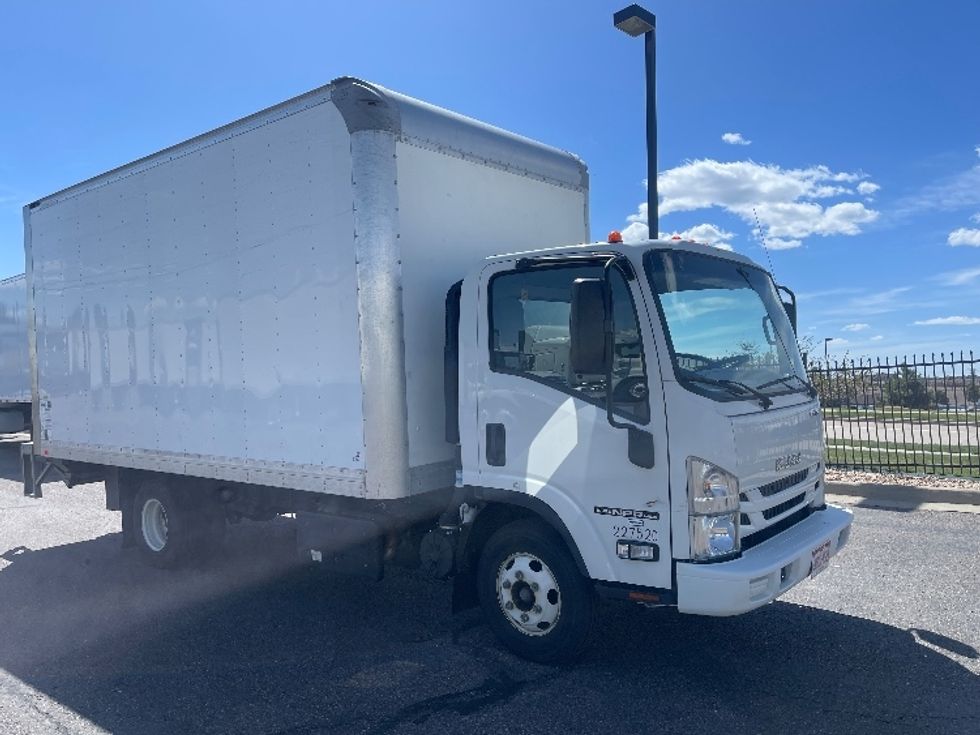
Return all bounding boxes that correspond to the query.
[824,337,832,364]
[613,4,658,241]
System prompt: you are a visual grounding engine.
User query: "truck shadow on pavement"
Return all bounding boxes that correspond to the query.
[0,522,978,735]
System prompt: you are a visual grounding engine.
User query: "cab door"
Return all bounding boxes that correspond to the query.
[468,258,671,589]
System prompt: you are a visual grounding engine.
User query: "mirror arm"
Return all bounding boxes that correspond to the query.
[601,256,655,469]
[777,284,798,334]
[762,315,776,346]
[603,258,630,431]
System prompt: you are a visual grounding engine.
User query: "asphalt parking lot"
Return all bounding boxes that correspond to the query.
[1,436,978,735]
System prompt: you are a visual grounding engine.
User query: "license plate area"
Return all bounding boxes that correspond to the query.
[810,538,832,578]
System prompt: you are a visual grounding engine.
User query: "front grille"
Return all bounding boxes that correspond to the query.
[743,506,812,551]
[763,492,807,520]
[757,468,809,497]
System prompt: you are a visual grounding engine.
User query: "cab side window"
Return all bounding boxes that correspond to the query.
[489,264,649,422]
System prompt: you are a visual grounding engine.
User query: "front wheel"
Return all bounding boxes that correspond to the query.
[477,519,595,664]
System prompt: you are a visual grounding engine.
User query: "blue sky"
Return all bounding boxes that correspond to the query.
[1,1,978,361]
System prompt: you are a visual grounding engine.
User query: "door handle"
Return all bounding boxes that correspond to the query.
[486,423,506,466]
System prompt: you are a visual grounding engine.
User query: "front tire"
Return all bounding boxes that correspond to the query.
[477,519,595,664]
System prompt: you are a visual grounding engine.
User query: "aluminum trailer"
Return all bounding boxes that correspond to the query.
[0,273,30,432]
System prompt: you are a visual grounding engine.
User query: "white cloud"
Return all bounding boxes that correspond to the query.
[971,212,980,224]
[948,227,980,247]
[817,286,917,318]
[842,323,870,332]
[622,218,735,250]
[651,159,879,245]
[795,287,862,302]
[659,161,851,214]
[722,132,751,146]
[896,154,980,216]
[913,316,980,326]
[620,222,648,243]
[938,266,980,286]
[765,237,802,250]
[671,223,735,250]
[859,286,912,305]
[621,202,663,243]
[856,181,880,197]
[853,287,915,313]
[621,201,650,243]
[870,335,884,341]
[829,338,849,345]
[621,215,735,251]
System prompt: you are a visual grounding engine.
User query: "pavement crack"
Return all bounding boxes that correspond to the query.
[362,670,526,735]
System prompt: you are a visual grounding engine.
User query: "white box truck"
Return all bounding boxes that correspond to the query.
[22,77,851,662]
[0,273,31,433]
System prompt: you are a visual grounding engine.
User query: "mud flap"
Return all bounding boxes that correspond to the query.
[451,569,479,613]
[21,442,36,498]
[296,512,384,581]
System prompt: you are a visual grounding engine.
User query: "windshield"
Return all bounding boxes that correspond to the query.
[645,249,808,401]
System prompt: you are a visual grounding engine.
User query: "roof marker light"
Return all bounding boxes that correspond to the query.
[608,230,623,244]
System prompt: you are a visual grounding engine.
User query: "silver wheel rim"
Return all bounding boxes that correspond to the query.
[496,552,561,637]
[141,498,169,552]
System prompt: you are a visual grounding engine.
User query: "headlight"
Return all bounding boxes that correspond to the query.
[687,458,740,562]
[690,513,740,559]
[688,458,739,515]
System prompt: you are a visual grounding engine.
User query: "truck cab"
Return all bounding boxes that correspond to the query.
[448,236,851,658]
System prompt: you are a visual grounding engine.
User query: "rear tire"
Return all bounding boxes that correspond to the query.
[133,478,222,568]
[477,519,595,664]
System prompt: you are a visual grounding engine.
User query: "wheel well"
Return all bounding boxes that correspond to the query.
[461,494,589,578]
[461,503,532,573]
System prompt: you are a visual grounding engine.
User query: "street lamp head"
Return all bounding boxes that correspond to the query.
[614,4,656,37]
[613,2,659,244]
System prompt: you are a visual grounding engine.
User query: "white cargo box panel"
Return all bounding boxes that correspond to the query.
[25,77,589,499]
[0,274,30,404]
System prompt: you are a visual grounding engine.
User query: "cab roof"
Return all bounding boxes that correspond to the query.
[487,238,765,274]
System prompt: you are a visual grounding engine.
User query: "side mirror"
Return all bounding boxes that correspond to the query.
[569,277,609,375]
[762,315,777,346]
[777,285,797,334]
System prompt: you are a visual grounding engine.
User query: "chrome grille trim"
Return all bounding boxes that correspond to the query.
[757,467,809,497]
[763,492,807,520]
[740,463,820,539]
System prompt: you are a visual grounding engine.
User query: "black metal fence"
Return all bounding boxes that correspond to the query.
[806,352,980,477]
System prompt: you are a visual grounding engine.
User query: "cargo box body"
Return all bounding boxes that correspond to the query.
[25,78,589,499]
[0,274,30,407]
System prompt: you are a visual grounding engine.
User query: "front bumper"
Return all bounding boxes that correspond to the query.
[676,504,852,616]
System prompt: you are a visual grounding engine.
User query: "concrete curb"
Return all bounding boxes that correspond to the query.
[826,481,980,515]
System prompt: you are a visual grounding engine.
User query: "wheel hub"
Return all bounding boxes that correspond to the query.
[496,552,561,636]
[511,580,535,611]
[141,498,169,552]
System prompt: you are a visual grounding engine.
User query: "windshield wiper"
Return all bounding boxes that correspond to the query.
[680,373,772,409]
[756,374,818,399]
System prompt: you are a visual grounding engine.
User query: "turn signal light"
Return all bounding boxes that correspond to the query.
[608,230,623,243]
[616,540,659,561]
